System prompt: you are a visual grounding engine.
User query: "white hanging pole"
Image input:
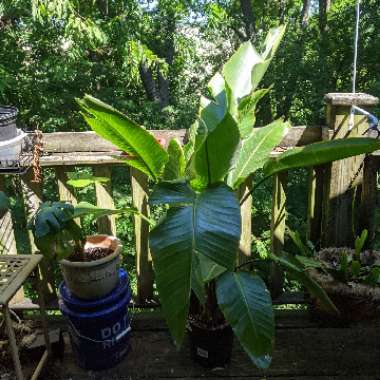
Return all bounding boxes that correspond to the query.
[349,0,361,130]
[352,0,361,94]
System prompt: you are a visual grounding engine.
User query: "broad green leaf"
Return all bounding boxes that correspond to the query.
[238,88,271,137]
[264,138,380,178]
[78,95,168,181]
[364,267,380,285]
[288,229,312,257]
[0,191,10,211]
[66,173,109,189]
[216,272,274,368]
[198,254,226,283]
[163,139,186,180]
[295,255,322,269]
[222,25,285,113]
[149,181,195,205]
[150,184,241,345]
[222,41,262,103]
[150,206,194,346]
[270,253,339,315]
[228,120,289,188]
[192,113,240,188]
[251,25,286,90]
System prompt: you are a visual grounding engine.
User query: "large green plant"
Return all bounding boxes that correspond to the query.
[78,25,380,368]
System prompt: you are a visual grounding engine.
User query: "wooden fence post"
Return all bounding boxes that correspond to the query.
[93,166,116,235]
[130,168,153,303]
[321,93,379,247]
[358,155,380,246]
[269,171,287,298]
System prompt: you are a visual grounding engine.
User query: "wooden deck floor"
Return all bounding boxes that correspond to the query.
[19,311,380,380]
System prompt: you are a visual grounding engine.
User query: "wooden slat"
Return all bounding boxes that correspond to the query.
[130,168,154,303]
[358,156,380,245]
[55,167,78,205]
[237,178,252,266]
[27,127,325,155]
[321,94,378,247]
[307,166,325,245]
[93,165,116,235]
[269,172,287,298]
[0,176,17,256]
[20,169,57,302]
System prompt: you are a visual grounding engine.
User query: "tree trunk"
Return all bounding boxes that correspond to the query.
[301,0,311,28]
[240,0,255,40]
[279,0,286,24]
[319,0,332,32]
[139,63,159,102]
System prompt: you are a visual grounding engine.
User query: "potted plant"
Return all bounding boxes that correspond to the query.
[30,200,140,300]
[289,229,380,324]
[77,25,380,368]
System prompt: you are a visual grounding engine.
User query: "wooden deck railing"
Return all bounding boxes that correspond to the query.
[1,92,379,308]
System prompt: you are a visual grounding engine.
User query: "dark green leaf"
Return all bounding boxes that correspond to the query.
[264,138,380,178]
[149,181,195,205]
[216,272,274,368]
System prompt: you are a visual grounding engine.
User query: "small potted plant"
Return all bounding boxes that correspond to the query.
[77,25,380,368]
[30,200,139,300]
[292,230,380,323]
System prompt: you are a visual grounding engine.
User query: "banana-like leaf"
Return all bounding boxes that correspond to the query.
[78,95,168,181]
[222,25,285,113]
[150,184,241,345]
[270,252,339,315]
[216,272,274,368]
[149,181,195,206]
[198,254,226,283]
[228,119,289,188]
[150,206,194,346]
[264,137,380,178]
[163,139,186,180]
[238,88,271,138]
[192,113,240,188]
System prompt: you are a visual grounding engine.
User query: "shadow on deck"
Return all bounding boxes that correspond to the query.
[18,310,380,380]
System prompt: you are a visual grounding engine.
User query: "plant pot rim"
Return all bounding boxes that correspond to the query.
[59,234,122,268]
[188,317,230,332]
[308,268,380,301]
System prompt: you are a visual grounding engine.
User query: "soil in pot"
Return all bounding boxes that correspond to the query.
[70,246,113,262]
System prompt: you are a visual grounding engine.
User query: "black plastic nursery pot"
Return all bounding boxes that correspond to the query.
[188,320,233,368]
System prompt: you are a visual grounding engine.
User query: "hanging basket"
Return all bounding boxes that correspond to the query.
[0,106,18,142]
[308,248,380,325]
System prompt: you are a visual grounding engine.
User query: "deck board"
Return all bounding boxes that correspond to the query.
[31,312,380,380]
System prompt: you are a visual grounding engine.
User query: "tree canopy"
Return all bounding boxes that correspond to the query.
[0,0,379,132]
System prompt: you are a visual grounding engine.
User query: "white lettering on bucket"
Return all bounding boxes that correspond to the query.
[197,347,208,359]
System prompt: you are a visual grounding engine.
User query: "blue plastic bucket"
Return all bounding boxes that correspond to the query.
[59,269,132,371]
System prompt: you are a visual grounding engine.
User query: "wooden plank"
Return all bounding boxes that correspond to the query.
[93,165,116,235]
[20,169,57,302]
[26,127,325,155]
[0,176,17,256]
[33,314,380,379]
[321,93,379,247]
[130,168,154,303]
[237,178,252,266]
[358,155,379,245]
[55,167,78,204]
[269,172,287,298]
[25,130,188,153]
[307,166,325,246]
